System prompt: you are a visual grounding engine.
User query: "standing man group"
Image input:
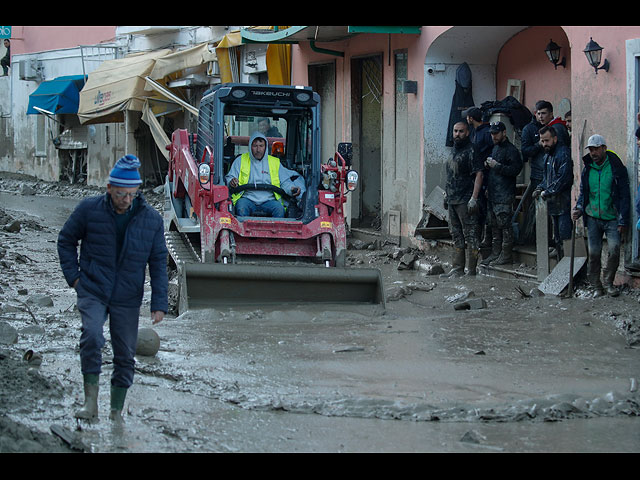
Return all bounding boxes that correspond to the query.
[58,155,168,423]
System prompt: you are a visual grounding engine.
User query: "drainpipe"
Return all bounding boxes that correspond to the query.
[309,41,344,57]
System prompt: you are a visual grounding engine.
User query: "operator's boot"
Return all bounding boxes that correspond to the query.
[109,386,128,424]
[603,251,620,297]
[466,248,479,276]
[440,247,465,278]
[481,229,502,266]
[74,374,99,420]
[587,253,605,297]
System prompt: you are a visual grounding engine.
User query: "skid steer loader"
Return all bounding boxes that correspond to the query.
[164,83,384,313]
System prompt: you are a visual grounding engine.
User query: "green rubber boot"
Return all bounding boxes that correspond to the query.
[74,374,99,420]
[109,386,128,423]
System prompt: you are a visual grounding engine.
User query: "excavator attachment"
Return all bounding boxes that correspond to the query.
[178,262,385,313]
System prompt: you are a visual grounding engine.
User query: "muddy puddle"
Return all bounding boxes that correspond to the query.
[1,173,639,452]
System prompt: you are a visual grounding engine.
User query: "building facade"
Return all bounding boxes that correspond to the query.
[247,26,640,281]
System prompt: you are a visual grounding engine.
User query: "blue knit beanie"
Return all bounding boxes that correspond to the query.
[109,154,142,187]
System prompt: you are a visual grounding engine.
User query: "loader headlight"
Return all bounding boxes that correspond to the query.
[346,170,359,191]
[198,163,211,185]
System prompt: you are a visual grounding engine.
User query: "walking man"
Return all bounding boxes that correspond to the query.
[481,121,523,266]
[572,135,630,297]
[532,125,573,260]
[441,120,484,277]
[58,155,168,422]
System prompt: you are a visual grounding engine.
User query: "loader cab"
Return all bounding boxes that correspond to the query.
[196,84,321,223]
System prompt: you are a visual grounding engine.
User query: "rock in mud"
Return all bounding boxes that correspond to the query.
[3,220,20,233]
[453,298,487,310]
[397,253,417,270]
[0,321,18,344]
[26,295,54,307]
[136,327,160,356]
[414,259,444,275]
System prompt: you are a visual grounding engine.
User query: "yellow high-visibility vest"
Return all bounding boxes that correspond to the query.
[231,153,282,205]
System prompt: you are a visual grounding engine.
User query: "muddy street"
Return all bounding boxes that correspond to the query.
[1,173,639,453]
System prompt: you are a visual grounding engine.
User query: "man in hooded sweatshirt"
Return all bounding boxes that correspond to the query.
[57,155,168,423]
[226,131,306,217]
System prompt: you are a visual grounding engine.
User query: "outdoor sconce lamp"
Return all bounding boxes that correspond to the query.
[545,39,566,69]
[584,37,610,74]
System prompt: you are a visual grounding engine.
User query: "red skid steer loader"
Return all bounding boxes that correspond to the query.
[164,83,384,313]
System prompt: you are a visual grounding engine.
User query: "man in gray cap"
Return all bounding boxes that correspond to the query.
[572,134,630,297]
[58,155,168,423]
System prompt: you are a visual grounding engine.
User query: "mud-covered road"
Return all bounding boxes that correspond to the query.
[1,172,639,453]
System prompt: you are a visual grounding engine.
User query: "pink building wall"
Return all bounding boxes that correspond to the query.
[8,26,116,55]
[496,26,571,116]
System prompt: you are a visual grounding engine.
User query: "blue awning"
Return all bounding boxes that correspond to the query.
[27,75,86,115]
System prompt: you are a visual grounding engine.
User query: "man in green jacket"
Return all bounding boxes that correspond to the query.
[572,135,630,297]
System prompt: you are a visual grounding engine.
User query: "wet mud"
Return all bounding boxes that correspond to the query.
[0,172,639,453]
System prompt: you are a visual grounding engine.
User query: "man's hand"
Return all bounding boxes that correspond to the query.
[532,189,541,200]
[229,178,239,188]
[485,157,498,169]
[151,311,165,325]
[618,225,627,238]
[291,186,301,197]
[72,278,79,289]
[467,197,478,214]
[571,208,582,221]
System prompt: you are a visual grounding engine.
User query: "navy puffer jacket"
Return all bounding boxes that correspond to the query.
[57,193,168,312]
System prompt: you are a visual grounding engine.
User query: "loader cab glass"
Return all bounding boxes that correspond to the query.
[195,84,321,223]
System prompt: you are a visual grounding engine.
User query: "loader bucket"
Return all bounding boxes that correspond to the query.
[178,262,385,313]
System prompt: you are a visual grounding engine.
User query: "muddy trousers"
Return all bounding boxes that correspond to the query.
[446,203,480,275]
[482,204,513,265]
[77,293,140,389]
[585,215,621,290]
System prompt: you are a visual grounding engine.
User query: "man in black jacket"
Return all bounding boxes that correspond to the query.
[465,107,493,249]
[521,100,570,188]
[441,121,483,277]
[481,122,523,266]
[532,125,573,260]
[572,135,630,297]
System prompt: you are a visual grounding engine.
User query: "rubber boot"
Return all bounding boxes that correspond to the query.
[74,374,99,420]
[587,253,605,297]
[481,229,502,265]
[109,386,128,423]
[491,226,514,266]
[491,242,513,265]
[440,247,465,278]
[603,252,620,297]
[466,248,479,276]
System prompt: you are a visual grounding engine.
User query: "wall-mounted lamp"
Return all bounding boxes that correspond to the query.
[544,39,566,69]
[583,37,610,74]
